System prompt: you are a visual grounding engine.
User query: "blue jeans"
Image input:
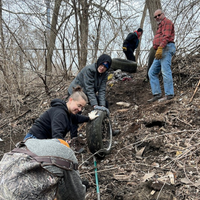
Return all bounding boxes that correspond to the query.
[24,133,37,141]
[148,43,176,96]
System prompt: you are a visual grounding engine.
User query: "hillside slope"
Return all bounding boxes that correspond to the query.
[0,54,200,199]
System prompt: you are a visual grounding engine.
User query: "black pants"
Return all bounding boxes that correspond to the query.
[123,48,135,61]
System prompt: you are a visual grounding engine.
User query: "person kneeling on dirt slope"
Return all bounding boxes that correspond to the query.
[122,28,143,62]
[67,54,112,139]
[23,86,98,141]
[0,138,87,200]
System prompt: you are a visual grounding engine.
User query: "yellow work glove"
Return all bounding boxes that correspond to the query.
[155,46,163,59]
[123,47,127,51]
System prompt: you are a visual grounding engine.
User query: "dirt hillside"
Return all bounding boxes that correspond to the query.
[1,54,200,199]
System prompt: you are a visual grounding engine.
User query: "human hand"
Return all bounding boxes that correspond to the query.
[155,46,163,59]
[88,110,99,120]
[94,106,110,116]
[82,179,90,191]
[123,47,127,51]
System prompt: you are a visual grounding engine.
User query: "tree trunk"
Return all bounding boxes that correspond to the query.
[0,0,10,92]
[79,0,90,70]
[46,0,62,83]
[145,0,162,36]
[135,3,147,62]
[73,0,81,71]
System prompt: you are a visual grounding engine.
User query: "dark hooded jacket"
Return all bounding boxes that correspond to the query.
[123,31,140,51]
[29,99,89,139]
[68,54,112,107]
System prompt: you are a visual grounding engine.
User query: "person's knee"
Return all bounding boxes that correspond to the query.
[162,72,173,82]
[148,68,153,79]
[161,65,172,77]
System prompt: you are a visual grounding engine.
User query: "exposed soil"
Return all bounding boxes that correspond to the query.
[1,54,200,199]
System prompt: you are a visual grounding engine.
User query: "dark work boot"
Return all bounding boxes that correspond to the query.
[147,94,162,103]
[158,95,174,102]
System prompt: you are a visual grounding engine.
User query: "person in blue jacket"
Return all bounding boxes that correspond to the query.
[24,86,98,140]
[123,28,143,61]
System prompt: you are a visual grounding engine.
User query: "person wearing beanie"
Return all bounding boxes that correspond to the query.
[122,28,143,61]
[67,54,112,138]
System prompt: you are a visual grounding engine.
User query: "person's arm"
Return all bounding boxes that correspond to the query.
[47,144,86,200]
[71,113,90,124]
[56,170,86,200]
[97,73,108,106]
[84,66,99,106]
[51,111,69,139]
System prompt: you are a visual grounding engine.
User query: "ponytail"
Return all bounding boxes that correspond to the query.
[69,85,88,103]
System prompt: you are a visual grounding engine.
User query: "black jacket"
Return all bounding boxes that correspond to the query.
[123,32,139,50]
[29,99,89,139]
[68,54,112,107]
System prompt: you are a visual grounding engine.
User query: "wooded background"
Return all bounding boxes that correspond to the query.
[0,0,199,109]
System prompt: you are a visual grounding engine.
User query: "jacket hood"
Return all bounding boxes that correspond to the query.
[50,99,68,112]
[97,54,112,69]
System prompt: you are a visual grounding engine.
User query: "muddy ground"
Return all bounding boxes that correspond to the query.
[1,54,200,199]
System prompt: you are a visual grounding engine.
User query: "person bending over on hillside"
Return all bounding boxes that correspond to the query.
[24,86,98,141]
[122,28,143,61]
[148,9,176,102]
[0,138,87,200]
[67,54,112,138]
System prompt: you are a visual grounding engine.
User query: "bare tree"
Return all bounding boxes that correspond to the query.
[135,3,147,63]
[71,0,90,70]
[46,0,62,83]
[0,0,9,92]
[0,0,200,104]
[145,0,162,35]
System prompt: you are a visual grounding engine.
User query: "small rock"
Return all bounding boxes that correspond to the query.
[116,102,131,107]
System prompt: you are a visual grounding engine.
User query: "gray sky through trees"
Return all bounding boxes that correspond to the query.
[1,0,200,74]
